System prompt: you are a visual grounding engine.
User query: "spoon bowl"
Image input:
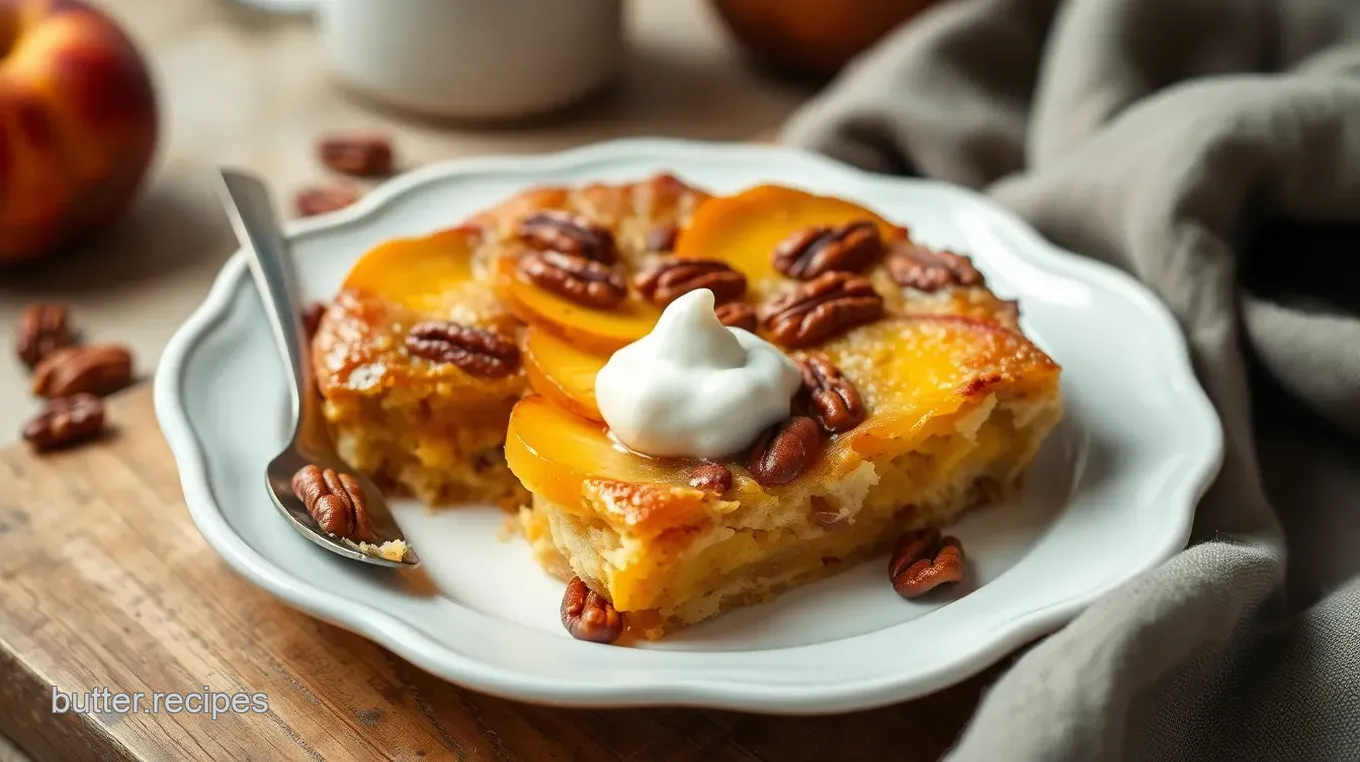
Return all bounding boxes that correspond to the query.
[216,168,419,568]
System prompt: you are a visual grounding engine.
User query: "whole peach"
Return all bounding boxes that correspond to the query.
[0,0,157,263]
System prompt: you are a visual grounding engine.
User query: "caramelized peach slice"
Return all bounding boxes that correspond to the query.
[818,316,1060,458]
[673,185,902,301]
[342,226,508,326]
[504,395,682,510]
[492,256,661,353]
[522,327,609,421]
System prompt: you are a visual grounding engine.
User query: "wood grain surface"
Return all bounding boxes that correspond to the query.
[0,386,1002,761]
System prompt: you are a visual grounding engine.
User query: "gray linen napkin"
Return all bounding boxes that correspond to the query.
[782,1,1360,759]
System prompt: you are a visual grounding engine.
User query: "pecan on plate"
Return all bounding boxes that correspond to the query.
[760,272,884,348]
[748,416,822,487]
[405,321,520,377]
[291,465,375,542]
[561,576,624,644]
[773,220,884,279]
[885,243,983,292]
[22,394,106,452]
[714,302,758,332]
[31,344,133,399]
[688,463,733,495]
[520,211,617,265]
[295,185,361,218]
[889,528,966,598]
[796,353,866,433]
[646,223,680,253]
[634,259,746,307]
[15,303,72,369]
[317,132,394,177]
[518,251,628,310]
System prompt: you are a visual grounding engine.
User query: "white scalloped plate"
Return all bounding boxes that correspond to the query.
[154,139,1221,714]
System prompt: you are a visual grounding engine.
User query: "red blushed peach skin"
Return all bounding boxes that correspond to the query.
[0,0,157,262]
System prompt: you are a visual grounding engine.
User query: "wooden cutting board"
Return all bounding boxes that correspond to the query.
[0,384,1006,762]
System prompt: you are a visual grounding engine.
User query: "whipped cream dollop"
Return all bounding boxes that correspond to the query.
[595,289,803,459]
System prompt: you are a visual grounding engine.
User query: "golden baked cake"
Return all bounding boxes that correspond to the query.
[311,173,712,507]
[502,185,1063,640]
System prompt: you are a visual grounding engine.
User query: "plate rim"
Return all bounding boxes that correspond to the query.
[153,138,1223,714]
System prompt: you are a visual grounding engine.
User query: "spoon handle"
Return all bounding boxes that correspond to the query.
[216,169,316,442]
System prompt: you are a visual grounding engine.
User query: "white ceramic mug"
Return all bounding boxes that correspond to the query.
[241,0,626,121]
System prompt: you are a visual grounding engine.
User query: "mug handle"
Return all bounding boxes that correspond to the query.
[230,0,320,14]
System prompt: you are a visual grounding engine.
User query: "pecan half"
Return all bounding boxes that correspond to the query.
[797,353,866,433]
[760,272,884,348]
[748,416,821,487]
[405,321,520,377]
[889,528,966,598]
[634,259,746,306]
[15,303,72,369]
[520,211,616,264]
[561,577,624,644]
[715,302,758,332]
[296,185,360,217]
[22,394,106,452]
[317,133,394,177]
[291,465,375,542]
[773,220,884,279]
[31,344,133,399]
[688,463,733,495]
[302,301,327,341]
[646,223,679,253]
[885,243,983,292]
[518,251,628,310]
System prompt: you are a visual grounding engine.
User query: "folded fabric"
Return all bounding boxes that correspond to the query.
[782,1,1360,759]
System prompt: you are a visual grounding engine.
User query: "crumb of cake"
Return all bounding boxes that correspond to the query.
[356,539,409,562]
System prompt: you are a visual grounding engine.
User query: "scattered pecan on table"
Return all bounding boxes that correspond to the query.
[748,415,822,487]
[520,211,617,265]
[889,527,966,598]
[646,223,680,253]
[714,301,758,332]
[688,463,733,495]
[14,303,72,369]
[22,394,107,452]
[796,352,866,433]
[885,242,983,292]
[31,344,134,399]
[291,464,375,542]
[561,576,624,644]
[634,259,746,307]
[773,220,884,279]
[404,321,520,377]
[759,272,884,348]
[518,251,628,309]
[295,185,361,218]
[317,132,395,177]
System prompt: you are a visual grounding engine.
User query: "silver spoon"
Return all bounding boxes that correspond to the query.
[216,168,419,568]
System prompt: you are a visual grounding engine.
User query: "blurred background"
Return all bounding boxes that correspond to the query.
[0,0,940,447]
